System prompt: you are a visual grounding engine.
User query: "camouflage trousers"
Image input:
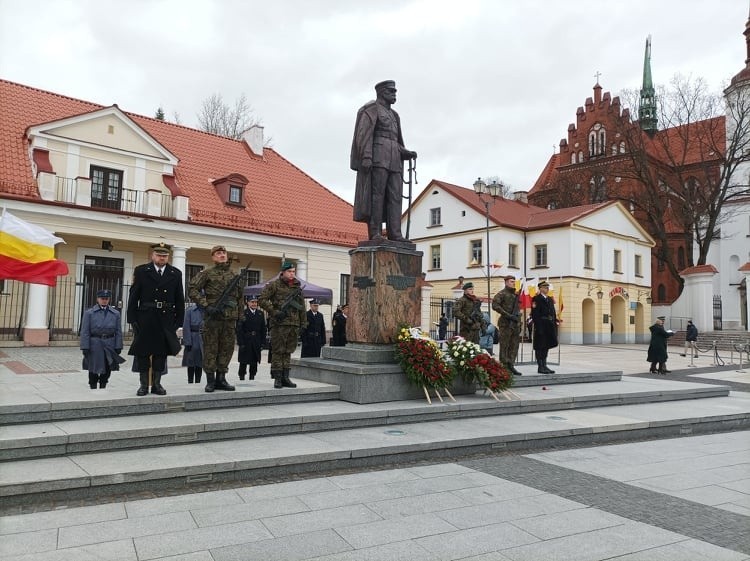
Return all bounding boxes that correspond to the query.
[459,326,480,344]
[270,324,298,370]
[497,322,520,366]
[202,318,235,374]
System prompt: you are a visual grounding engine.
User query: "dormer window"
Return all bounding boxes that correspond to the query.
[229,185,243,204]
[212,173,248,207]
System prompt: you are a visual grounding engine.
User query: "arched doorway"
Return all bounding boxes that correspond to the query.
[582,298,596,344]
[634,302,646,343]
[610,295,628,344]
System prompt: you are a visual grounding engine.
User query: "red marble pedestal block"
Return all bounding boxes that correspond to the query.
[348,244,423,344]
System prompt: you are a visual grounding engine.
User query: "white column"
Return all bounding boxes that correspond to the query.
[744,271,750,332]
[171,246,187,275]
[420,283,433,334]
[681,268,717,333]
[296,259,307,281]
[23,284,50,345]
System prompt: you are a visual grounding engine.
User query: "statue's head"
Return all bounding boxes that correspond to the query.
[375,80,397,103]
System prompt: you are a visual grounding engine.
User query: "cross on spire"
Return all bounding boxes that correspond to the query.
[594,70,602,84]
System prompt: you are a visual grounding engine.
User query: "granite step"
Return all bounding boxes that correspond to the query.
[1,390,748,510]
[0,377,732,461]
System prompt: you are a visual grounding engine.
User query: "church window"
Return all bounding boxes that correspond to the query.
[571,153,576,164]
[578,150,584,162]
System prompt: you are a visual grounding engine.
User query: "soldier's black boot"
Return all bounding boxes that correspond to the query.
[238,365,246,381]
[187,368,195,384]
[137,372,149,396]
[99,373,110,389]
[271,370,283,389]
[248,366,256,380]
[204,372,215,392]
[281,368,297,388]
[88,373,98,389]
[508,363,522,376]
[194,369,202,384]
[214,372,235,391]
[537,359,545,374]
[151,373,167,395]
[543,359,555,374]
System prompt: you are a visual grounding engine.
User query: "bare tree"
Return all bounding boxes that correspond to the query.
[197,93,260,139]
[612,75,750,286]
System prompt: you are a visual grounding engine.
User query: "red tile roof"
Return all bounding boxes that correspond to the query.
[680,264,718,275]
[426,180,612,231]
[0,79,365,246]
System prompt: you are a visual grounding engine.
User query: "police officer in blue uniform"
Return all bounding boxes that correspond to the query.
[80,289,124,389]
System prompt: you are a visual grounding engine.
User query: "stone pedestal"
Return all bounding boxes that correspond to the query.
[293,344,477,404]
[292,240,476,403]
[348,242,422,344]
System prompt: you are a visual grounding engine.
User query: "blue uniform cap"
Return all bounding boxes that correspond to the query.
[96,289,112,298]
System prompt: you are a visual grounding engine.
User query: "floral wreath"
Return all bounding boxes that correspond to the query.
[446,336,513,393]
[394,326,454,390]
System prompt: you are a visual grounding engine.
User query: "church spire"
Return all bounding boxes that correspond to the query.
[638,35,658,136]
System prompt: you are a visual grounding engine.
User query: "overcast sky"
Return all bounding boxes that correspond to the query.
[1,0,746,203]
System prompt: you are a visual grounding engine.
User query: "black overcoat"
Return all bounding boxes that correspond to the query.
[331,312,347,346]
[531,293,558,351]
[647,323,673,363]
[237,308,267,364]
[127,262,185,357]
[301,309,326,357]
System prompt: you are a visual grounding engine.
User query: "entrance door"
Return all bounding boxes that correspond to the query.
[82,256,125,313]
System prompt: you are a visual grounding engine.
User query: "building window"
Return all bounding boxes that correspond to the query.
[584,244,593,269]
[340,274,350,305]
[229,185,243,204]
[244,269,260,287]
[534,244,547,267]
[429,207,441,227]
[430,245,441,270]
[578,150,583,162]
[470,239,483,265]
[613,249,622,273]
[508,244,518,268]
[571,153,576,164]
[90,165,123,211]
[635,254,642,277]
[657,283,666,302]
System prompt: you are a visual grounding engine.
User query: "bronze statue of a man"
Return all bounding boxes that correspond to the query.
[351,80,417,241]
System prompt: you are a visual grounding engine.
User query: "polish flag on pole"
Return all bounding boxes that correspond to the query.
[0,210,69,286]
[517,277,537,309]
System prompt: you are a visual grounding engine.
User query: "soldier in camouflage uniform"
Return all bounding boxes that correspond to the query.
[453,282,486,344]
[259,261,305,388]
[492,275,523,376]
[188,245,243,392]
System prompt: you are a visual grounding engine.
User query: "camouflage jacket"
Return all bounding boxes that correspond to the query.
[454,295,486,331]
[188,263,243,321]
[258,276,306,328]
[492,286,519,324]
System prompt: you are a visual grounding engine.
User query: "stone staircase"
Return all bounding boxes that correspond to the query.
[1,371,749,510]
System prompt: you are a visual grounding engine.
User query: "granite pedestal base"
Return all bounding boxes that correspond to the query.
[292,344,477,404]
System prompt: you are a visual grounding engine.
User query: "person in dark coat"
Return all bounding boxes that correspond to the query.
[438,313,448,340]
[127,244,185,396]
[80,289,124,389]
[331,303,348,346]
[236,294,266,380]
[681,319,699,358]
[181,303,204,384]
[300,299,326,358]
[647,316,674,374]
[531,280,559,374]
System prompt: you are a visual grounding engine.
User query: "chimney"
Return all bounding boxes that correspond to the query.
[513,191,528,203]
[243,125,264,156]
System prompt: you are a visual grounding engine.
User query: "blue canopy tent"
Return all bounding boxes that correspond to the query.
[243,280,333,305]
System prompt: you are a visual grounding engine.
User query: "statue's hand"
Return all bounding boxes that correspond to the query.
[409,150,417,159]
[361,157,372,170]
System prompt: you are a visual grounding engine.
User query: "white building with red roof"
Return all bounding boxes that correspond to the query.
[405,179,655,344]
[0,79,365,345]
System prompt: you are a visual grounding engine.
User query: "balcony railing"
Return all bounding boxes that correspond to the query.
[44,176,176,218]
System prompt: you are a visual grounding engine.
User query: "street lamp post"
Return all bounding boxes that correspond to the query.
[472,177,503,310]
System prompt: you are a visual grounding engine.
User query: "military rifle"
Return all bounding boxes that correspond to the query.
[275,285,304,321]
[206,260,252,319]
